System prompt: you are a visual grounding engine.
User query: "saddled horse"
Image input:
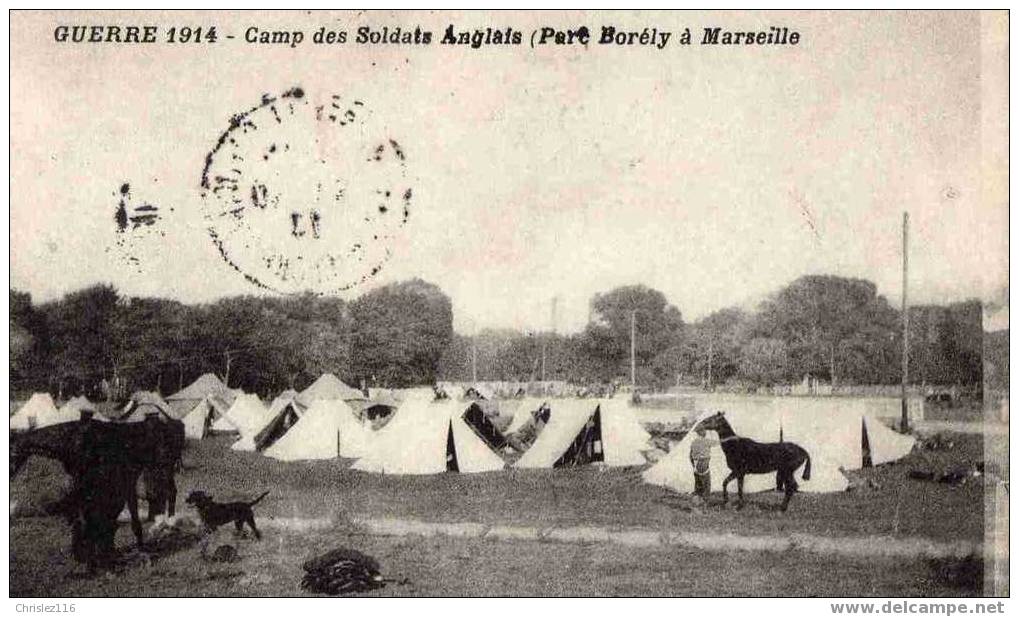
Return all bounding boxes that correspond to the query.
[697,411,811,512]
[11,415,185,567]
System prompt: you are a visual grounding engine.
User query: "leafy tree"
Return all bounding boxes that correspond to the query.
[39,284,122,394]
[10,289,43,389]
[909,300,983,386]
[739,338,790,386]
[350,279,453,387]
[580,285,684,385]
[680,308,751,386]
[751,275,899,385]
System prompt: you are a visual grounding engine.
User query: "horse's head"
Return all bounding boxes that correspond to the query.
[696,411,727,433]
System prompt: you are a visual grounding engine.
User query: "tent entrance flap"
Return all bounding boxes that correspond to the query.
[254,406,299,452]
[553,406,605,468]
[445,421,459,472]
[861,417,873,468]
[462,403,507,451]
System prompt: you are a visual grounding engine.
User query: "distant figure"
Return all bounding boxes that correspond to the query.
[689,425,719,503]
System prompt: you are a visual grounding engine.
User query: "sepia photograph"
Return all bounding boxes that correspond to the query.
[7,9,1010,601]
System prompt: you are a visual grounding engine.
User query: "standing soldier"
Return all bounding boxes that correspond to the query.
[689,424,719,504]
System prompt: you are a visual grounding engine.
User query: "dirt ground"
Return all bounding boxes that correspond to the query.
[9,431,990,597]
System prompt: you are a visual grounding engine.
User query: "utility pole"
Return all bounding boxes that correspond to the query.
[901,211,910,431]
[630,310,637,387]
[544,296,557,394]
[224,351,232,388]
[551,296,559,335]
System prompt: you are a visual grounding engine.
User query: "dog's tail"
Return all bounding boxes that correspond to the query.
[249,491,270,507]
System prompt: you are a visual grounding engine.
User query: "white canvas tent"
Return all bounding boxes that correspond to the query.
[44,396,99,426]
[232,389,300,452]
[60,395,96,415]
[166,373,228,420]
[777,398,916,471]
[212,393,266,435]
[513,399,651,468]
[643,397,914,495]
[352,399,505,474]
[168,372,227,401]
[117,391,175,423]
[296,374,365,409]
[644,409,827,495]
[10,393,61,430]
[264,399,371,461]
[181,394,235,439]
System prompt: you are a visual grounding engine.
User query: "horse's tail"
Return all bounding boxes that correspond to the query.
[801,450,812,481]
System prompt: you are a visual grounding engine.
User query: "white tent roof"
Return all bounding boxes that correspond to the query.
[212,393,266,435]
[60,395,96,414]
[263,389,299,420]
[264,399,370,461]
[30,397,89,428]
[181,394,234,439]
[167,372,227,401]
[777,398,916,471]
[352,399,505,474]
[437,384,465,400]
[513,399,651,468]
[118,391,175,422]
[296,374,365,408]
[10,393,60,430]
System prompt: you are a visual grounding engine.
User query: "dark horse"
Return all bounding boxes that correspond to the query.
[10,415,185,567]
[698,411,811,512]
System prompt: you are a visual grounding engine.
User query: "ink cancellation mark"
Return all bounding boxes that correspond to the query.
[200,87,413,293]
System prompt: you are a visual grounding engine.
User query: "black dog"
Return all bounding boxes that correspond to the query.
[185,490,269,540]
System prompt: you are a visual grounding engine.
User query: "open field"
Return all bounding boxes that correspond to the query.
[10,431,990,597]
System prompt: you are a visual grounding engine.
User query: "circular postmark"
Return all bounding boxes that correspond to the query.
[200,86,412,293]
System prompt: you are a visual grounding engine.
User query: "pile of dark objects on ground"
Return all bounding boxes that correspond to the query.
[139,515,206,558]
[300,547,405,595]
[917,432,956,451]
[909,463,984,486]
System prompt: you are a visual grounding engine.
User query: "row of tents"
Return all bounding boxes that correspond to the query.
[10,373,918,495]
[642,397,918,493]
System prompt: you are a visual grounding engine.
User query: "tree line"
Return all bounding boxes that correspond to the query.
[438,276,982,390]
[10,274,983,400]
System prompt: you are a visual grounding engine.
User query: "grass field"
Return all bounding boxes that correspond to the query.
[9,430,990,597]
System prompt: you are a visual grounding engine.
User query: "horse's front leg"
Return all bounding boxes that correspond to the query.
[165,473,178,518]
[736,476,745,510]
[721,472,736,505]
[62,477,87,561]
[126,486,145,551]
[68,508,87,563]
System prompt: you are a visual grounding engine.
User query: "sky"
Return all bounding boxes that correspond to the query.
[10,11,1008,334]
